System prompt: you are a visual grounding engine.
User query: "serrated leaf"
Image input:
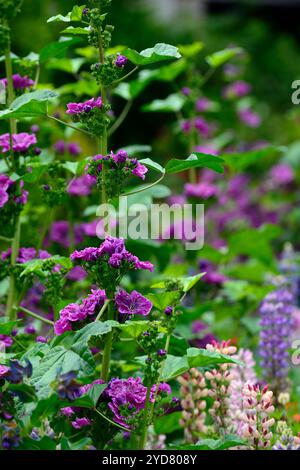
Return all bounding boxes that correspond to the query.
[146,292,180,311]
[165,152,225,174]
[123,43,181,66]
[0,90,58,120]
[142,93,184,113]
[206,47,243,68]
[151,273,205,293]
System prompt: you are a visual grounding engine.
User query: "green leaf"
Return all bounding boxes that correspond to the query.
[0,318,19,335]
[206,47,243,68]
[222,146,280,172]
[178,42,204,57]
[20,255,72,277]
[146,292,180,311]
[171,435,246,450]
[0,90,58,120]
[70,320,119,355]
[121,145,151,155]
[19,437,57,450]
[123,43,181,66]
[151,273,206,293]
[186,348,242,368]
[57,79,99,97]
[166,152,225,174]
[61,26,90,36]
[142,93,184,113]
[160,355,189,381]
[47,5,86,23]
[154,411,182,435]
[139,158,165,174]
[47,58,85,74]
[40,38,81,63]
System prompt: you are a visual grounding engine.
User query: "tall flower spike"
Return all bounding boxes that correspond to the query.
[204,340,237,435]
[228,348,257,434]
[258,276,295,398]
[177,368,208,443]
[240,384,275,450]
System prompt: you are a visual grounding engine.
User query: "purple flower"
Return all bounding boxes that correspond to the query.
[36,336,47,344]
[115,54,128,68]
[79,378,105,395]
[53,140,66,154]
[67,174,96,197]
[0,74,34,90]
[66,97,102,115]
[115,290,152,317]
[132,162,148,180]
[60,407,74,417]
[157,349,167,357]
[238,108,261,128]
[0,174,13,209]
[71,246,101,262]
[223,80,251,99]
[67,266,87,281]
[259,278,295,395]
[0,365,10,378]
[185,181,218,199]
[151,382,171,396]
[0,335,13,348]
[194,145,219,156]
[49,221,70,248]
[181,87,190,96]
[194,117,211,138]
[25,325,36,335]
[181,120,192,133]
[164,306,173,316]
[81,289,106,315]
[106,377,147,428]
[71,417,91,429]
[68,142,81,156]
[0,132,37,153]
[60,303,85,322]
[196,97,211,112]
[54,317,72,336]
[270,163,294,185]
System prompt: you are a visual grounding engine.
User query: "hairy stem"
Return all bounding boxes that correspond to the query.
[100,301,114,381]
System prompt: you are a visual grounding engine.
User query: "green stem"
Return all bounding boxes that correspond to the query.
[47,114,93,137]
[6,217,21,320]
[17,306,55,326]
[108,100,132,136]
[138,333,171,449]
[96,299,110,321]
[112,66,139,86]
[138,377,152,450]
[100,301,114,381]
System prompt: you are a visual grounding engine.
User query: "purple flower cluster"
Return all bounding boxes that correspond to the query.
[54,289,106,335]
[1,247,51,263]
[270,163,294,186]
[181,117,211,138]
[70,236,154,272]
[259,279,295,395]
[238,107,261,128]
[53,140,82,156]
[223,80,251,99]
[115,54,128,68]
[0,132,37,153]
[184,181,219,199]
[0,175,28,209]
[66,97,102,115]
[105,377,170,428]
[0,74,34,90]
[115,290,152,318]
[89,150,148,181]
[67,174,96,197]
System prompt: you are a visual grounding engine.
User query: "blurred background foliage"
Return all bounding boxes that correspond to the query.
[6,0,300,151]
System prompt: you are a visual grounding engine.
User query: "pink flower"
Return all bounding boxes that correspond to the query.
[185,182,218,199]
[223,80,251,99]
[0,365,10,378]
[270,163,294,185]
[67,175,96,197]
[238,108,261,128]
[132,162,148,180]
[0,133,37,153]
[0,74,34,90]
